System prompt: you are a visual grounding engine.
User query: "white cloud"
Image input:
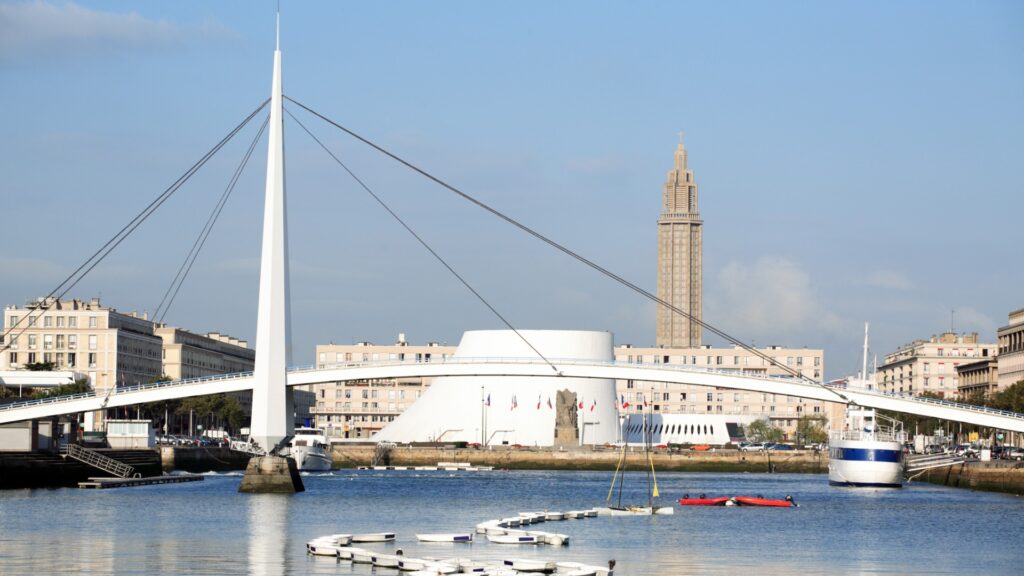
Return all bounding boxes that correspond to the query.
[705,256,845,345]
[863,269,915,291]
[0,1,231,63]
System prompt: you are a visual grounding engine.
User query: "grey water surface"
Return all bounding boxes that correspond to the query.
[1,469,1020,575]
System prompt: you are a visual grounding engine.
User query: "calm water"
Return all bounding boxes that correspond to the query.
[1,469,1021,575]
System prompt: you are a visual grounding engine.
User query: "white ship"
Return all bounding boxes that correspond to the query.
[284,427,332,471]
[828,323,904,488]
[829,406,904,487]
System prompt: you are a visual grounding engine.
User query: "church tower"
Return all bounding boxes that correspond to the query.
[656,136,702,347]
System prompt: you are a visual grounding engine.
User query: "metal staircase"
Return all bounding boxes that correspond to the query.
[63,444,138,478]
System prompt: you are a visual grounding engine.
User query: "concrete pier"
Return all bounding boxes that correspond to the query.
[238,455,304,493]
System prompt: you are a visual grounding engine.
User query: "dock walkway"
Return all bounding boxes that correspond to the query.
[78,474,204,489]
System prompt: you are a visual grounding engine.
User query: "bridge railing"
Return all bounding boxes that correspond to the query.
[828,383,1024,420]
[0,357,825,413]
[0,370,255,412]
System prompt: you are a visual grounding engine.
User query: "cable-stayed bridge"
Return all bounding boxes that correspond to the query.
[4,359,1023,433]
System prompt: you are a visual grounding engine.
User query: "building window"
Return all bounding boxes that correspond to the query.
[28,352,37,364]
[88,335,97,350]
[89,316,98,328]
[28,335,37,349]
[706,393,713,401]
[43,334,53,350]
[9,352,17,365]
[69,316,77,328]
[8,315,18,328]
[68,353,76,367]
[43,316,52,328]
[88,353,96,368]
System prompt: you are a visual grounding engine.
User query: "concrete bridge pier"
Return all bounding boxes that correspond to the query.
[238,455,304,494]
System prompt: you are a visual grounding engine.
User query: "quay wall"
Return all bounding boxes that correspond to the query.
[0,449,160,489]
[160,446,251,472]
[331,445,829,474]
[916,460,1024,496]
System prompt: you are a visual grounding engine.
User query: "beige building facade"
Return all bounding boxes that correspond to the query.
[876,331,996,398]
[997,308,1024,390]
[615,344,836,436]
[310,337,456,439]
[656,138,703,348]
[2,298,162,393]
[956,358,999,397]
[1,297,257,430]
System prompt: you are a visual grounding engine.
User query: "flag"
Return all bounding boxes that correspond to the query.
[537,394,541,410]
[590,399,596,412]
[547,396,553,409]
[511,394,518,410]
[578,399,584,409]
[621,394,630,409]
[485,393,490,407]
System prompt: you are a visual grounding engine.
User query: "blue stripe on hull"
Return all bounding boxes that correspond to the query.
[829,447,902,463]
[829,480,902,488]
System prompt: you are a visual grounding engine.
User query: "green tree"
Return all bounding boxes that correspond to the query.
[25,362,56,371]
[990,381,1024,413]
[796,415,829,445]
[746,418,783,443]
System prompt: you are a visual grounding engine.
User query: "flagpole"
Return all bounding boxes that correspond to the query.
[481,385,485,446]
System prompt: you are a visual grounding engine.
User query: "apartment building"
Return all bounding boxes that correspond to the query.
[876,331,997,398]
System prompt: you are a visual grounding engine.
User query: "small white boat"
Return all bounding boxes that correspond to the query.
[406,562,459,575]
[306,540,343,556]
[499,517,522,527]
[583,509,598,517]
[487,532,539,544]
[372,553,401,568]
[502,558,557,572]
[397,557,429,571]
[350,549,374,564]
[595,505,674,516]
[484,526,508,536]
[556,562,612,576]
[336,547,368,561]
[416,533,473,543]
[544,511,565,521]
[475,521,498,534]
[519,512,545,524]
[352,532,397,542]
[527,531,569,546]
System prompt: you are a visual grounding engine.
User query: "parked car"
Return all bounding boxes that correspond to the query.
[740,442,769,452]
[954,444,978,458]
[768,443,795,451]
[923,444,947,455]
[1002,447,1024,461]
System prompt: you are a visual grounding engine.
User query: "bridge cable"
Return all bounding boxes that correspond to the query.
[0,99,271,354]
[154,113,271,323]
[286,97,848,401]
[284,106,561,375]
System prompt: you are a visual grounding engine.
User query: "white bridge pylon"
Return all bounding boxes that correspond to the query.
[3,359,1024,432]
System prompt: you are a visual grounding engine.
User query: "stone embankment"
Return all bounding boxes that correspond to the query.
[915,460,1024,496]
[332,444,829,474]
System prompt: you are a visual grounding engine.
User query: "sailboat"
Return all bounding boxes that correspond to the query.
[597,397,674,516]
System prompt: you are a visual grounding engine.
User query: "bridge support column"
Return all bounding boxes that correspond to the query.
[239,455,304,494]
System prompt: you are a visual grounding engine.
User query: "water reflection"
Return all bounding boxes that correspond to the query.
[248,494,291,576]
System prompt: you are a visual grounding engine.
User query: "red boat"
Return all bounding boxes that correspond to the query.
[677,495,796,507]
[733,495,795,507]
[678,495,731,506]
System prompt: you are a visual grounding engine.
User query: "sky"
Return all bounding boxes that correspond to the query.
[1,1,1022,379]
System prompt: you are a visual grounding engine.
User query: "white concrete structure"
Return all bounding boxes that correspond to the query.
[249,18,293,452]
[621,413,760,446]
[374,330,620,446]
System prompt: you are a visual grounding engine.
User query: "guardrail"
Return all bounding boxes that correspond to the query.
[828,383,1024,420]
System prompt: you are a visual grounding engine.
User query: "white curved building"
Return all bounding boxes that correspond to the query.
[374,330,619,446]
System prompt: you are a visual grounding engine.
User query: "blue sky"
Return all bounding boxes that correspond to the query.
[2,1,1022,378]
